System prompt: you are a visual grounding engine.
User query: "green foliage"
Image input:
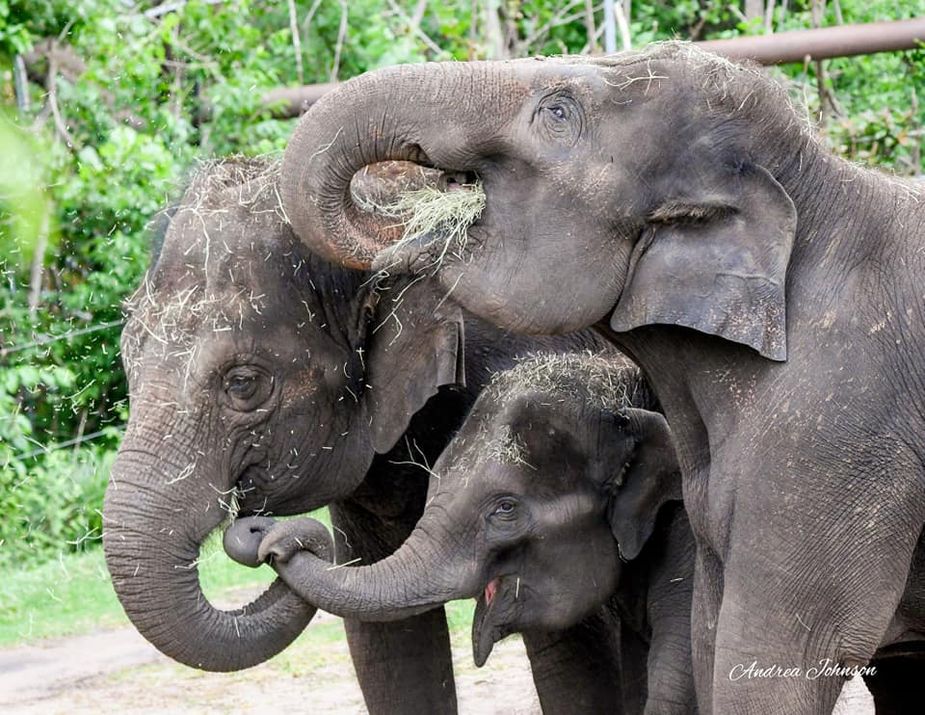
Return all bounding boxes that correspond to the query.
[0,536,275,644]
[0,443,113,567]
[0,0,922,570]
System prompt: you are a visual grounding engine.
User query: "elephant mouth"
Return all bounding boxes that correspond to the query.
[367,166,486,276]
[471,574,526,667]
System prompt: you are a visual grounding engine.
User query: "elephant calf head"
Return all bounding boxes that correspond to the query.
[235,352,682,666]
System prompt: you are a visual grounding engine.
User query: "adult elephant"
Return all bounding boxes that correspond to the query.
[103,157,608,713]
[279,44,925,714]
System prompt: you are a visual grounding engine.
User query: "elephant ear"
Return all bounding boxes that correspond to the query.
[610,163,796,361]
[364,278,465,454]
[606,409,681,560]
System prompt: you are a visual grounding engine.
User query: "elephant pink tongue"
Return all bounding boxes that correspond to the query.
[484,578,500,606]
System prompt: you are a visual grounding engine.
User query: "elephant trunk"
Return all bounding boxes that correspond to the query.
[271,515,480,622]
[104,446,315,671]
[280,61,523,268]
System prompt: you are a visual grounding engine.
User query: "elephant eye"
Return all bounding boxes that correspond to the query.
[228,374,257,398]
[546,104,567,120]
[492,498,518,518]
[223,366,272,410]
[535,93,582,145]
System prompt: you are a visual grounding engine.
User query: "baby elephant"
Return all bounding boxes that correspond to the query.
[228,354,695,713]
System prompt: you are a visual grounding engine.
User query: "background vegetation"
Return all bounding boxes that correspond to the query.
[1,0,923,572]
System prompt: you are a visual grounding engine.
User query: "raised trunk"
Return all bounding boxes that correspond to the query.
[280,61,521,267]
[271,515,479,622]
[104,447,315,671]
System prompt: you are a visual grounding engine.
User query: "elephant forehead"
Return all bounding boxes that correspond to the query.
[124,279,270,354]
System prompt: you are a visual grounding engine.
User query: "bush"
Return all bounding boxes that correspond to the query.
[0,444,114,567]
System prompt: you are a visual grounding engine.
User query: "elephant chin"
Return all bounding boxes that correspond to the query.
[471,576,523,668]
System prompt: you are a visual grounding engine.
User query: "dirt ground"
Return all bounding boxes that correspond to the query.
[0,608,541,715]
[0,621,877,714]
[0,594,875,714]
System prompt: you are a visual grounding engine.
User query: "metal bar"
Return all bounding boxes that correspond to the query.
[257,18,925,118]
[697,17,925,65]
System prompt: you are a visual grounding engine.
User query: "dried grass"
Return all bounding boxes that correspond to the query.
[121,158,284,384]
[363,183,486,269]
[488,351,648,415]
[447,351,652,476]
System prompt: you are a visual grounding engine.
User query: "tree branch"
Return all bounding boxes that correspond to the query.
[287,0,305,85]
[28,210,50,321]
[330,0,349,83]
[584,0,598,54]
[13,55,30,112]
[385,0,447,56]
[142,0,227,20]
[45,43,77,151]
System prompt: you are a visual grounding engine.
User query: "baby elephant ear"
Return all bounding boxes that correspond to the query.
[607,409,682,561]
[364,277,466,454]
[610,164,796,361]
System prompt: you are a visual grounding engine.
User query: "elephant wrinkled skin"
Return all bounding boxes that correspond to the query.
[103,158,608,712]
[231,353,696,714]
[279,43,925,714]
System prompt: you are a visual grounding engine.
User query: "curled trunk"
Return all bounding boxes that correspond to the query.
[104,447,315,671]
[280,62,516,268]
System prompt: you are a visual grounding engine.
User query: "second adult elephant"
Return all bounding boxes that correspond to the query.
[103,158,608,713]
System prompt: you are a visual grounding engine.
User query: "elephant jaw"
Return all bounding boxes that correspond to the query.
[471,575,525,668]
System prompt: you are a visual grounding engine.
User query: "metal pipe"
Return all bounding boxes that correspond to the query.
[697,17,925,65]
[259,18,925,118]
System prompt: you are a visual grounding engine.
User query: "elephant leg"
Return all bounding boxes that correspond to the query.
[862,653,925,715]
[522,608,623,714]
[706,516,919,714]
[690,544,723,713]
[619,620,649,715]
[329,500,457,715]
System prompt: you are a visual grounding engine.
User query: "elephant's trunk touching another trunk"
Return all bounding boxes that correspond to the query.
[245,515,478,622]
[280,62,522,268]
[104,449,315,671]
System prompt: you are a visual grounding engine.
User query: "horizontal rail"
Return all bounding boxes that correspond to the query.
[259,18,925,118]
[697,17,925,65]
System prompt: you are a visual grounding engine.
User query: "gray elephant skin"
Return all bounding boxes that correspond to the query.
[102,158,607,713]
[278,43,925,714]
[230,353,696,714]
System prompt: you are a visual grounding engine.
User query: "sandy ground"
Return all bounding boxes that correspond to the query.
[0,609,540,714]
[0,608,874,714]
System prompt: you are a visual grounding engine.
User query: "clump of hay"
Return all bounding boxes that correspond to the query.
[361,182,486,267]
[443,351,655,479]
[488,351,653,415]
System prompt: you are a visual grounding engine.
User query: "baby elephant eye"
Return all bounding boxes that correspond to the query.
[493,499,517,516]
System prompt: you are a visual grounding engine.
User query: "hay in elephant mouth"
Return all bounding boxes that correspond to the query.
[360,181,486,267]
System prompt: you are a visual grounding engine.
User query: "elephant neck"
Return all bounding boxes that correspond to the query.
[765,133,920,284]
